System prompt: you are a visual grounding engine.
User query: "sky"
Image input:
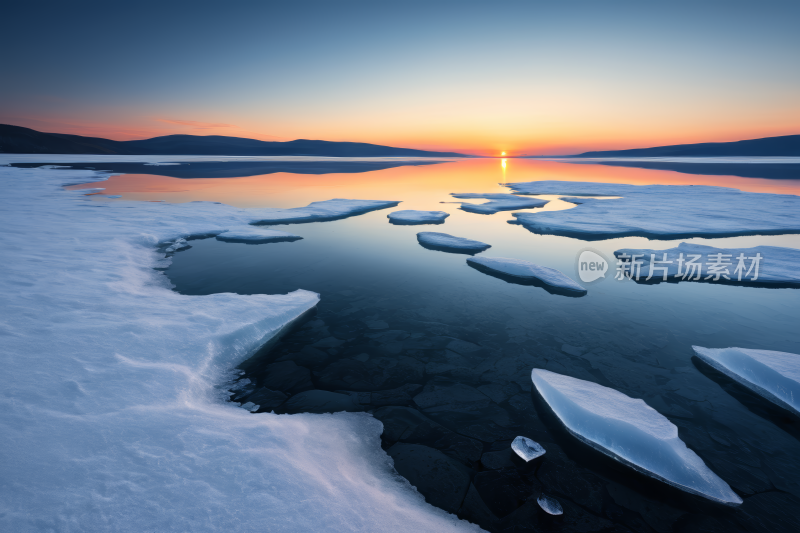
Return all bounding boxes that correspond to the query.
[1,0,798,156]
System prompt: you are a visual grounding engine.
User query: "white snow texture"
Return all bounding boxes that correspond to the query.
[692,346,800,417]
[0,159,478,533]
[450,193,548,214]
[506,181,800,239]
[614,242,800,285]
[467,256,586,294]
[530,369,742,505]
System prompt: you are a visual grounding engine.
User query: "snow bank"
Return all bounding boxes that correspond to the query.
[417,232,490,254]
[614,242,800,286]
[388,210,450,225]
[0,160,477,533]
[531,369,742,505]
[252,198,400,224]
[217,227,303,244]
[692,346,800,417]
[450,193,548,214]
[506,181,800,240]
[467,256,586,295]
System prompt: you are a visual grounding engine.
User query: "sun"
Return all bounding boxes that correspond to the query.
[501,151,506,156]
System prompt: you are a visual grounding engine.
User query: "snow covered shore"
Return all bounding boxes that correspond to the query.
[0,160,477,532]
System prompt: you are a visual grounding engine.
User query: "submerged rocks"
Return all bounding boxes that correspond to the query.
[387,443,472,513]
[281,390,363,414]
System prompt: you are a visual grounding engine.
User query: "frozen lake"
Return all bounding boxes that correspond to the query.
[52,157,800,531]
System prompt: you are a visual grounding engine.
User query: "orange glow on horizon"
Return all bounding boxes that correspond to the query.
[65,159,800,210]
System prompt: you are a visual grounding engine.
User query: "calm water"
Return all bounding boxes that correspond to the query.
[73,158,800,532]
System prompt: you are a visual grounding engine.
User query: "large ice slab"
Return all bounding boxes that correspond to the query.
[417,232,490,254]
[531,369,742,505]
[450,193,548,214]
[252,198,400,225]
[692,346,800,417]
[217,227,303,244]
[388,210,449,225]
[0,161,477,533]
[467,256,586,296]
[506,181,800,240]
[614,243,800,286]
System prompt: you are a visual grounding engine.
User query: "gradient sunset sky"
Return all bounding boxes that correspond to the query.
[2,0,798,155]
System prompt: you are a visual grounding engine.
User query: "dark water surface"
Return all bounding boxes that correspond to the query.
[89,158,800,532]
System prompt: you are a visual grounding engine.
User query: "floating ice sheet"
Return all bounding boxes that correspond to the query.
[531,369,742,505]
[388,210,449,225]
[217,227,303,244]
[417,232,490,254]
[0,160,477,532]
[450,193,548,214]
[692,346,800,417]
[252,199,400,225]
[506,181,800,240]
[614,243,800,286]
[467,256,586,295]
[511,436,545,462]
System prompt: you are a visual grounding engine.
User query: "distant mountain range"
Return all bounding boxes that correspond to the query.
[0,124,467,158]
[566,134,800,158]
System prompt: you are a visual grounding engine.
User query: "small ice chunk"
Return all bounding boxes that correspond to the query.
[511,436,545,462]
[240,402,259,412]
[388,210,449,225]
[143,162,181,166]
[537,494,563,515]
[451,193,548,214]
[216,227,302,244]
[692,346,800,416]
[106,195,122,199]
[467,256,586,295]
[39,165,72,169]
[531,369,742,505]
[417,232,490,254]
[165,238,190,253]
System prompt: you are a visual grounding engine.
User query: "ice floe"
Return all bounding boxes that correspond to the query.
[165,237,190,252]
[467,256,587,296]
[217,227,303,244]
[417,232,490,254]
[252,199,400,225]
[531,369,742,505]
[511,436,545,462]
[0,161,476,532]
[388,210,449,225]
[506,181,800,240]
[692,346,800,417]
[537,494,563,515]
[614,243,800,286]
[450,193,548,214]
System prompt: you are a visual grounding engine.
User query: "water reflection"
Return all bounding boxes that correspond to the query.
[152,158,800,532]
